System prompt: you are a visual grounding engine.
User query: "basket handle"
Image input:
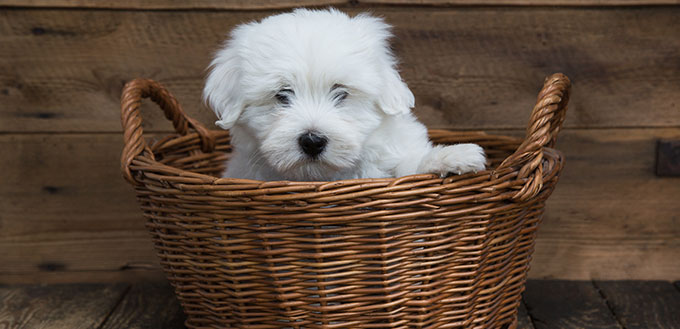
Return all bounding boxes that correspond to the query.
[495,73,571,201]
[120,78,216,185]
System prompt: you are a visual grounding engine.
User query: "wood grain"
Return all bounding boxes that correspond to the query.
[1,7,680,132]
[595,281,680,329]
[1,128,678,283]
[0,233,158,273]
[0,134,162,275]
[0,270,165,285]
[0,134,149,238]
[0,283,128,329]
[361,0,680,5]
[0,0,348,9]
[529,128,680,280]
[100,282,186,329]
[523,280,620,329]
[0,281,675,329]
[0,0,677,9]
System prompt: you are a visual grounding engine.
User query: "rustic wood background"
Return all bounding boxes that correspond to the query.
[0,0,678,284]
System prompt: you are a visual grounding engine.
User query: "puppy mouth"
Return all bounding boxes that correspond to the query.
[277,149,358,179]
[291,155,343,171]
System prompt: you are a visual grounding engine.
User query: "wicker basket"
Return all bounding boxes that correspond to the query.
[120,73,570,329]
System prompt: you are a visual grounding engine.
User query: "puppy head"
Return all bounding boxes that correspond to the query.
[204,8,414,180]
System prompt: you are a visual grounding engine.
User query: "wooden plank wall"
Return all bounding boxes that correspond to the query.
[0,1,678,283]
[2,0,680,8]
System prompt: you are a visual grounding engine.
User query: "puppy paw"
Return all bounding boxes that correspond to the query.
[418,144,487,176]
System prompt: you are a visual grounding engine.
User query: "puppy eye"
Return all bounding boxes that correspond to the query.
[334,90,349,103]
[331,84,349,104]
[275,89,294,105]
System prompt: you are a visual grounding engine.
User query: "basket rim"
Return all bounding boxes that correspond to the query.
[129,129,564,199]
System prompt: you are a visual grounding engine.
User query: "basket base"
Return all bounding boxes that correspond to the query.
[183,317,520,329]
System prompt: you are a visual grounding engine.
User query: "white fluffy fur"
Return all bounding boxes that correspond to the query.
[204,8,486,181]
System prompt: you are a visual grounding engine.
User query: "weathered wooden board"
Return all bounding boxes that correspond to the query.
[595,281,680,329]
[1,128,678,283]
[100,282,186,329]
[0,232,157,273]
[0,133,158,274]
[0,0,346,9]
[529,128,680,280]
[0,0,677,9]
[362,0,680,5]
[0,283,128,329]
[2,281,676,329]
[523,280,620,329]
[0,134,149,240]
[1,7,679,132]
[0,270,165,285]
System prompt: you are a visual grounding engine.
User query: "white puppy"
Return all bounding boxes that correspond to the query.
[204,8,486,181]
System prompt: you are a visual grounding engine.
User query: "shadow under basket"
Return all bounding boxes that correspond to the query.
[120,73,571,329]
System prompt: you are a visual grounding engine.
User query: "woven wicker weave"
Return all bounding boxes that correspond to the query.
[120,73,570,329]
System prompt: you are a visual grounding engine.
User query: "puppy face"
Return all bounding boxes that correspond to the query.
[204,9,414,180]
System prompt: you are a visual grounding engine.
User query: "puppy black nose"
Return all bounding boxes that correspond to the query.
[298,132,327,157]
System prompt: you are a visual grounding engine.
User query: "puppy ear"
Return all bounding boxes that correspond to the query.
[377,68,415,116]
[203,44,244,130]
[353,13,415,116]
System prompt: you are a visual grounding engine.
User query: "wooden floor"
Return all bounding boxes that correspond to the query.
[0,280,678,329]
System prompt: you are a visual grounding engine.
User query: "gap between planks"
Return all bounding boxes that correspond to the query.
[96,284,132,329]
[523,280,680,329]
[592,280,626,329]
